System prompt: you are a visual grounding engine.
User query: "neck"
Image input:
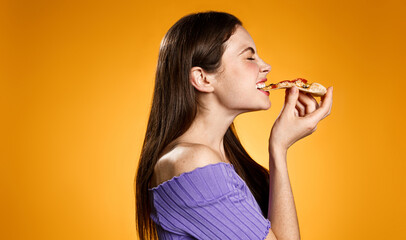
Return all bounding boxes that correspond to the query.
[175,103,239,160]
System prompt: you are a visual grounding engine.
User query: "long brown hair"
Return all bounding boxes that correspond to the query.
[135,11,270,240]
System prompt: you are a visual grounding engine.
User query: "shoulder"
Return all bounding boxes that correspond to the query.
[151,143,223,188]
[157,142,223,177]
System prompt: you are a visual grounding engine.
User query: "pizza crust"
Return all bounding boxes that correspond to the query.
[260,78,327,97]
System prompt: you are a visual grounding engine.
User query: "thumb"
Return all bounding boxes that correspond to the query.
[282,86,299,113]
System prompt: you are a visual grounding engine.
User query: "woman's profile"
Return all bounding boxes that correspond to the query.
[135,11,333,240]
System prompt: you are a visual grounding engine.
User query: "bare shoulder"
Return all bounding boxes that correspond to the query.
[264,228,278,240]
[151,143,223,188]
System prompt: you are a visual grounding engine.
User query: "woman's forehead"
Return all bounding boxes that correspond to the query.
[225,26,256,55]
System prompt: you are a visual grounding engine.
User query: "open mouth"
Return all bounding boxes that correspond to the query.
[256,82,266,89]
[256,82,270,96]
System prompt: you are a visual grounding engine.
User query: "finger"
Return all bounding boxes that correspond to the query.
[294,108,299,117]
[319,87,333,119]
[282,86,299,113]
[298,92,318,114]
[305,92,320,109]
[307,86,333,121]
[296,100,305,117]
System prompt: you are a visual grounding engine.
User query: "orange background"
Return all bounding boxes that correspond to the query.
[2,0,405,239]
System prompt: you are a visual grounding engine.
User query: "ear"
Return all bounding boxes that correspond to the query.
[189,66,214,93]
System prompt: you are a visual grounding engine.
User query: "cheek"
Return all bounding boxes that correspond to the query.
[247,62,260,74]
[216,61,259,94]
[231,62,259,80]
[228,62,259,80]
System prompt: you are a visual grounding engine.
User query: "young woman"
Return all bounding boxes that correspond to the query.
[135,11,333,240]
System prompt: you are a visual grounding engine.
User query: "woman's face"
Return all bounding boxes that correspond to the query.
[212,25,272,114]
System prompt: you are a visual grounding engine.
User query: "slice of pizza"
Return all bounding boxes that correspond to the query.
[257,78,327,96]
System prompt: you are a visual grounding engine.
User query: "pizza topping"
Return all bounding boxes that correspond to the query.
[259,78,327,96]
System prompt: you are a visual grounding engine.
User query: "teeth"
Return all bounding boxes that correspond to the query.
[256,82,266,89]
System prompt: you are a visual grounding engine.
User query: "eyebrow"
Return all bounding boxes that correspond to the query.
[238,47,255,55]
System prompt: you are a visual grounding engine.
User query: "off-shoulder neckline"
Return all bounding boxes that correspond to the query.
[148,162,234,191]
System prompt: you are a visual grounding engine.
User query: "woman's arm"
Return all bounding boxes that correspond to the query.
[267,146,300,240]
[266,86,333,240]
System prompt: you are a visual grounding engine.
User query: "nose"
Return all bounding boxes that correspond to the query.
[260,59,271,73]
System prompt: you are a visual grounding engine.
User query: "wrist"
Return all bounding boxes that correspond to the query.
[268,141,287,155]
[268,144,288,169]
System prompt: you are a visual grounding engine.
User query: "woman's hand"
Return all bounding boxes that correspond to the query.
[269,86,333,154]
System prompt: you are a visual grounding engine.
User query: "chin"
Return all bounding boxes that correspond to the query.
[250,100,271,111]
[263,104,271,110]
[235,99,271,113]
[244,102,271,113]
[259,99,271,110]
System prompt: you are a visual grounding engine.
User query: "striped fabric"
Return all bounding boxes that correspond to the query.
[148,162,271,239]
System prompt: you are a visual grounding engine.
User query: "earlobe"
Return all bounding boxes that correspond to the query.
[189,67,214,93]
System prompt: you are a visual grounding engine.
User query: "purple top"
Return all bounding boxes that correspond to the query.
[148,162,271,239]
